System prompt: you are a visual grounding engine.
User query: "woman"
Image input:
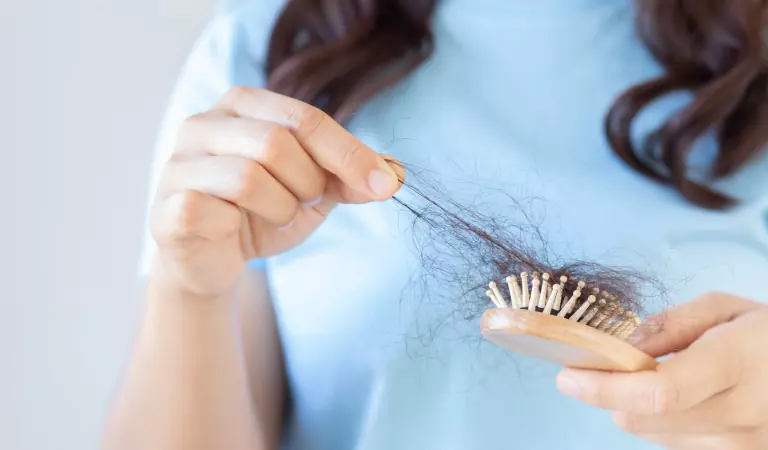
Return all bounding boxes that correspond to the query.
[104,0,768,449]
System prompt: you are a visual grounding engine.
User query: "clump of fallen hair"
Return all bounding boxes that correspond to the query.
[389,161,667,333]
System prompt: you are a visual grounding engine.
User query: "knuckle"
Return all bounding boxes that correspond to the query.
[339,140,365,170]
[221,85,259,105]
[650,380,680,414]
[179,112,206,131]
[291,103,326,139]
[258,124,291,164]
[174,190,205,238]
[237,124,270,154]
[150,191,205,243]
[235,160,265,204]
[582,383,608,408]
[175,113,209,149]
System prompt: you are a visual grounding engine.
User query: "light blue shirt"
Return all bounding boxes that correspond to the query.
[140,1,768,448]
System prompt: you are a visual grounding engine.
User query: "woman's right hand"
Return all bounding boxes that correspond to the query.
[148,87,403,298]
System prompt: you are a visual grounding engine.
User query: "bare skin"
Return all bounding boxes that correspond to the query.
[557,293,768,450]
[102,87,402,450]
[105,86,767,450]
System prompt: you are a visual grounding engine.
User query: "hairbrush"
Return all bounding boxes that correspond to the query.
[480,272,658,372]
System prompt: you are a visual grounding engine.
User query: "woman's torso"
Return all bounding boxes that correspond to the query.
[148,1,768,448]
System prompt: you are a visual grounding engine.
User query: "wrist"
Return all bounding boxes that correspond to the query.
[147,256,240,308]
[144,276,240,334]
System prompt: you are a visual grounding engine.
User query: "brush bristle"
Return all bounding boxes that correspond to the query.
[485,271,640,340]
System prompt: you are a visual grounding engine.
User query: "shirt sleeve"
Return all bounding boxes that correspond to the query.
[137,3,283,276]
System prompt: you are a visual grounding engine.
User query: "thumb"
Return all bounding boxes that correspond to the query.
[322,154,405,207]
[631,292,761,357]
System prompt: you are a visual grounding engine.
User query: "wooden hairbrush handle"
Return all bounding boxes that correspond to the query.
[481,308,658,372]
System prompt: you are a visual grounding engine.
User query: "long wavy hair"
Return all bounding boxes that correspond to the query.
[265,0,768,210]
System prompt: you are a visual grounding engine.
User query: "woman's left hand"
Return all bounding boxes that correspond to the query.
[555,292,768,450]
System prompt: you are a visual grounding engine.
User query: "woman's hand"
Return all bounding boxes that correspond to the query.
[149,86,402,298]
[556,293,768,450]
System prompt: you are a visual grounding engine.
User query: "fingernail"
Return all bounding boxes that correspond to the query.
[382,154,406,185]
[303,195,323,208]
[368,162,397,198]
[557,372,582,398]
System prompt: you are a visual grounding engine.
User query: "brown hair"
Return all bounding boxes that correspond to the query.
[266,0,768,209]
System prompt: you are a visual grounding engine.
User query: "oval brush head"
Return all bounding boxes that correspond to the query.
[480,272,658,372]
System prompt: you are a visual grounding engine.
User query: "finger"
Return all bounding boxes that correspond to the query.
[632,433,744,450]
[557,369,679,414]
[150,190,241,244]
[176,114,325,203]
[557,322,744,414]
[323,155,406,205]
[611,390,753,435]
[631,293,762,357]
[214,87,400,201]
[159,155,299,227]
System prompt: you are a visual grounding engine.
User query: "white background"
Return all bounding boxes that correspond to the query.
[1,0,214,448]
